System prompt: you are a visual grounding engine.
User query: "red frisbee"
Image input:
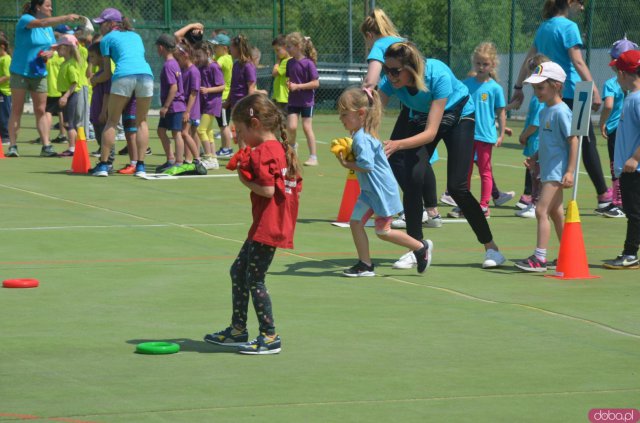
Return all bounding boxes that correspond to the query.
[3,278,39,288]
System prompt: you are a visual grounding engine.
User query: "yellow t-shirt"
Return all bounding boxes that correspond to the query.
[78,45,89,88]
[46,51,64,98]
[0,54,11,96]
[272,57,290,104]
[215,53,233,101]
[58,58,82,94]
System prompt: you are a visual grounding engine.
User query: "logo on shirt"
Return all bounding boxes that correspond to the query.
[284,177,297,195]
[481,93,488,102]
[543,120,552,132]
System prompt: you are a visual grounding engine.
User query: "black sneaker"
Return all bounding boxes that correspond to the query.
[52,135,68,144]
[237,333,282,355]
[145,147,152,155]
[603,255,639,270]
[204,326,249,346]
[118,145,128,155]
[343,260,375,277]
[594,203,614,216]
[515,255,548,272]
[603,206,625,218]
[195,160,207,175]
[40,145,57,157]
[156,161,174,173]
[413,239,434,274]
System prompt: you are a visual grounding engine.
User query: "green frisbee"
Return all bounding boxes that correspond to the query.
[135,342,180,355]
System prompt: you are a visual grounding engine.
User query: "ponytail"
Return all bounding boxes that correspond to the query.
[337,87,382,139]
[542,0,570,20]
[232,34,252,64]
[360,8,400,38]
[303,37,317,64]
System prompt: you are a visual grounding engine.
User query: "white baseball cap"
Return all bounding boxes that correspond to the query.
[524,61,567,84]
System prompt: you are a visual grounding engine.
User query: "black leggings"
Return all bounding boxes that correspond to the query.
[562,98,608,195]
[606,129,618,181]
[389,108,493,244]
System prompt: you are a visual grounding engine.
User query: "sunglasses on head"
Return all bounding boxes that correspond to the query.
[382,64,404,77]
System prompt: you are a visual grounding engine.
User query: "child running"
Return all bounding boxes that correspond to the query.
[515,62,578,272]
[597,36,638,219]
[336,87,432,276]
[460,42,507,218]
[285,32,320,166]
[54,34,82,157]
[603,50,640,270]
[204,93,302,355]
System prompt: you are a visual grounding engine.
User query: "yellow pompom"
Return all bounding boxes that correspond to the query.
[329,137,355,161]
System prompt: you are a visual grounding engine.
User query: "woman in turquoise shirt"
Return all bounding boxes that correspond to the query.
[7,0,78,158]
[510,0,611,211]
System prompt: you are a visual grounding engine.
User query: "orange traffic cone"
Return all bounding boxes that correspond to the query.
[546,200,600,280]
[0,134,5,159]
[71,127,91,174]
[334,169,360,224]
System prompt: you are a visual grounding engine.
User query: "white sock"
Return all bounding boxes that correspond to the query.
[534,248,547,262]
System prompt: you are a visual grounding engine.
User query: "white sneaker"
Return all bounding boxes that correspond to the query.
[493,191,515,207]
[392,251,417,269]
[482,249,506,269]
[424,214,443,228]
[516,204,536,219]
[204,157,220,170]
[214,131,221,140]
[440,192,457,207]
[391,213,406,229]
[422,209,429,223]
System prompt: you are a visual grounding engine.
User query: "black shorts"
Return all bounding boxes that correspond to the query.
[287,105,313,118]
[46,96,61,115]
[62,92,78,130]
[215,107,231,128]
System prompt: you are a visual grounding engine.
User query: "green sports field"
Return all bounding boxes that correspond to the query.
[1,114,638,422]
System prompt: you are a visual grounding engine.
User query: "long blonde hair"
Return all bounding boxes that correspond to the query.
[384,42,426,92]
[359,8,400,38]
[286,32,317,64]
[231,93,300,179]
[337,87,383,139]
[470,42,499,81]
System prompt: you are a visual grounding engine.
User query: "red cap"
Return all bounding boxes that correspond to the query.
[609,49,640,73]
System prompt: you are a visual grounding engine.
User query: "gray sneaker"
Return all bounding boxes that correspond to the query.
[7,145,19,157]
[40,145,57,157]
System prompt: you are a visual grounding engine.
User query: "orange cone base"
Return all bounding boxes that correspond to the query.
[71,140,91,173]
[335,171,360,223]
[545,221,600,280]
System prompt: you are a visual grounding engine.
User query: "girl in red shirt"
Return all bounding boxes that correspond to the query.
[204,93,301,355]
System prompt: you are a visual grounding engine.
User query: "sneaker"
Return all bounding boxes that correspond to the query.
[603,206,625,218]
[597,187,613,209]
[204,326,249,346]
[603,255,639,270]
[237,333,282,355]
[40,145,57,157]
[115,132,126,141]
[118,145,128,156]
[214,131,221,140]
[156,161,174,173]
[195,160,207,175]
[413,239,433,274]
[516,204,536,219]
[515,195,532,210]
[547,259,558,270]
[134,163,146,177]
[58,149,74,157]
[493,191,515,207]
[343,260,375,277]
[303,157,319,166]
[424,214,443,228]
[203,157,220,170]
[89,162,114,174]
[91,149,101,158]
[391,213,407,229]
[91,162,110,177]
[392,251,417,269]
[514,255,547,272]
[440,192,457,207]
[482,249,506,269]
[117,164,136,175]
[51,135,68,144]
[481,206,490,219]
[145,147,152,155]
[7,145,19,157]
[447,207,463,218]
[216,147,233,158]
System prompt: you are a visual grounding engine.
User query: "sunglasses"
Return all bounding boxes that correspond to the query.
[382,65,404,77]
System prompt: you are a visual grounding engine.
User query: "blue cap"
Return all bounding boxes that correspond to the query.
[54,24,74,35]
[209,34,230,46]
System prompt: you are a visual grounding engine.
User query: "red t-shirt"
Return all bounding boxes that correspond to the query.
[247,140,302,249]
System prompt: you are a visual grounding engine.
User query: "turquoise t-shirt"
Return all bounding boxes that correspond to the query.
[352,128,403,218]
[10,14,55,78]
[614,90,640,177]
[100,30,152,80]
[534,17,582,99]
[379,58,475,117]
[523,96,545,157]
[602,76,625,135]
[538,102,573,183]
[367,36,404,63]
[462,77,505,144]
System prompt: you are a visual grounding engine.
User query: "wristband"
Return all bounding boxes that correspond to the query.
[514,85,523,90]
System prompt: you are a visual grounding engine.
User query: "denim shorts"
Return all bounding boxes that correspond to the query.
[158,112,183,131]
[111,74,153,98]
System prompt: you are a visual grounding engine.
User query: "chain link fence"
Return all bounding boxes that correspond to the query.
[1,0,638,112]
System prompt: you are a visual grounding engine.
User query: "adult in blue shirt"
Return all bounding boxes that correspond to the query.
[359,8,404,90]
[510,0,611,211]
[7,0,78,158]
[380,42,506,269]
[90,8,154,177]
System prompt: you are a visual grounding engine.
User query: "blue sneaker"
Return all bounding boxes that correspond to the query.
[91,162,110,177]
[134,163,146,177]
[216,147,233,158]
[204,326,248,346]
[155,161,174,173]
[237,333,281,355]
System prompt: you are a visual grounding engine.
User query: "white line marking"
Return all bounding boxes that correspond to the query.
[0,223,246,231]
[140,173,236,180]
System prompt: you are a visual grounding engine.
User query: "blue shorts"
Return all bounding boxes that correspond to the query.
[350,199,393,235]
[287,105,313,118]
[158,112,183,131]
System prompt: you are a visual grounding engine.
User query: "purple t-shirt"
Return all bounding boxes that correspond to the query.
[182,64,201,121]
[90,71,111,125]
[228,60,256,107]
[160,58,186,114]
[199,61,224,117]
[286,57,319,108]
[123,95,137,118]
